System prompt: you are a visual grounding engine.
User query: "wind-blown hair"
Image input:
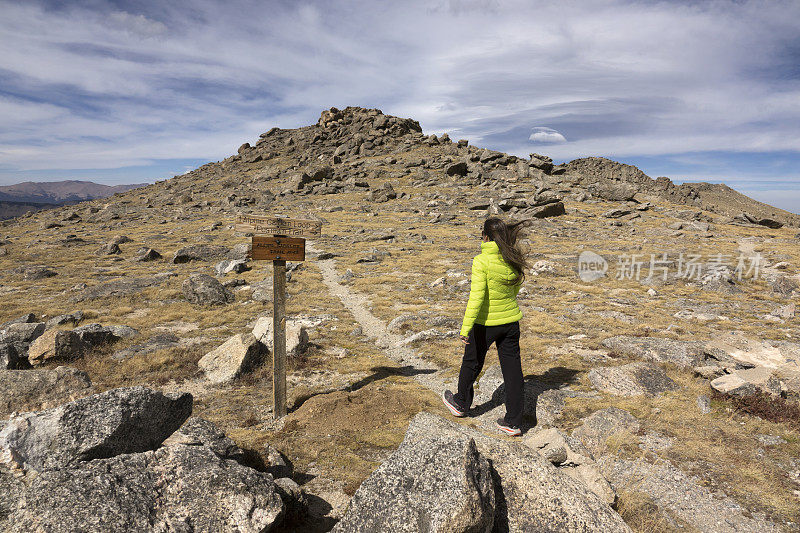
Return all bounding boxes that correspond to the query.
[482,217,530,286]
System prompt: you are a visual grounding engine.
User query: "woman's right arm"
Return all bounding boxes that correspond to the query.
[460,256,487,337]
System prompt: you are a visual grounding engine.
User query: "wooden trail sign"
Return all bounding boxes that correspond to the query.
[239,214,322,419]
[251,236,305,261]
[236,214,322,238]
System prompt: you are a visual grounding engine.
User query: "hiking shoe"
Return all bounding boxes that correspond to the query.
[442,390,466,417]
[496,417,522,436]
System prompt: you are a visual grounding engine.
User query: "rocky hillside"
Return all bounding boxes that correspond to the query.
[1,106,799,532]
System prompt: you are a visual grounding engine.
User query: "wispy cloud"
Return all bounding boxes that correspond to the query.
[0,0,799,200]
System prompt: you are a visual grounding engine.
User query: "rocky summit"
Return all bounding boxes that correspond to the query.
[0,106,799,532]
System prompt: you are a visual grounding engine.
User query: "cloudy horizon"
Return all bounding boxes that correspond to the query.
[1,0,799,212]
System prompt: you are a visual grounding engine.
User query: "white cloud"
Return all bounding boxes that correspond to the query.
[0,0,798,189]
[529,127,567,144]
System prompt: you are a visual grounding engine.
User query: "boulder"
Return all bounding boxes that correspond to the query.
[27,329,84,365]
[0,386,192,472]
[0,367,91,418]
[403,413,631,532]
[588,181,637,202]
[445,161,468,177]
[572,408,640,458]
[704,332,792,369]
[252,316,309,358]
[72,323,126,347]
[198,333,265,384]
[172,244,230,264]
[111,333,179,361]
[333,434,495,533]
[529,200,566,218]
[182,273,235,306]
[588,362,678,397]
[601,336,705,368]
[0,322,46,348]
[215,258,250,275]
[44,311,83,329]
[602,208,633,218]
[710,367,782,397]
[0,343,28,370]
[7,444,284,533]
[133,247,162,262]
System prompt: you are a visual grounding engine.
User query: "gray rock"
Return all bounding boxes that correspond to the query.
[72,323,125,347]
[172,244,230,263]
[588,362,679,397]
[252,316,309,358]
[264,443,293,479]
[333,434,495,533]
[0,314,37,328]
[198,333,265,384]
[163,416,246,464]
[7,444,284,533]
[27,329,84,365]
[275,476,307,523]
[215,258,250,275]
[445,161,468,176]
[572,408,640,458]
[402,413,631,532]
[602,208,633,218]
[710,367,782,397]
[0,343,29,370]
[182,273,235,306]
[133,247,162,261]
[0,386,192,472]
[44,311,83,329]
[589,182,637,201]
[0,367,91,419]
[96,242,121,255]
[697,394,711,414]
[528,200,566,218]
[601,336,705,368]
[0,322,46,348]
[18,266,57,280]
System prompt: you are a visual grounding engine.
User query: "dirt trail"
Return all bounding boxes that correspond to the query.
[310,244,446,394]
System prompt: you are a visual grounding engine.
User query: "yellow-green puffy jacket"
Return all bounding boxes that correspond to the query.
[460,240,523,336]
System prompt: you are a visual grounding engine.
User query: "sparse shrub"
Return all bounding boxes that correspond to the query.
[711,389,800,430]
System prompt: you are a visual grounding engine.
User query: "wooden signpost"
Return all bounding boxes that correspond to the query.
[240,214,322,418]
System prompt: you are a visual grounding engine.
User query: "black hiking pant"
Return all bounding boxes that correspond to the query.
[455,321,523,427]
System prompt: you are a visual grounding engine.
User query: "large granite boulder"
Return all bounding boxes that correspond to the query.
[6,444,284,533]
[198,333,265,384]
[0,367,92,418]
[0,386,192,472]
[400,413,631,532]
[588,362,678,397]
[333,434,495,532]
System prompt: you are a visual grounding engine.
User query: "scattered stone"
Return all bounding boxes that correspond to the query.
[529,201,565,218]
[756,434,786,446]
[18,265,57,281]
[333,434,495,533]
[95,242,121,255]
[588,362,678,397]
[182,273,235,305]
[44,311,83,329]
[602,208,633,218]
[198,333,265,384]
[445,161,468,177]
[0,386,192,472]
[704,331,792,369]
[75,273,175,301]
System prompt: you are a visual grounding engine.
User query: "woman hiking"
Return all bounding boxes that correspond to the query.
[442,217,529,436]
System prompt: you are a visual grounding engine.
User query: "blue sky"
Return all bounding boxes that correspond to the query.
[1,0,799,213]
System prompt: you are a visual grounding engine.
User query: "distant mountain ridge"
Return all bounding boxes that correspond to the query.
[0,180,147,205]
[0,180,148,220]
